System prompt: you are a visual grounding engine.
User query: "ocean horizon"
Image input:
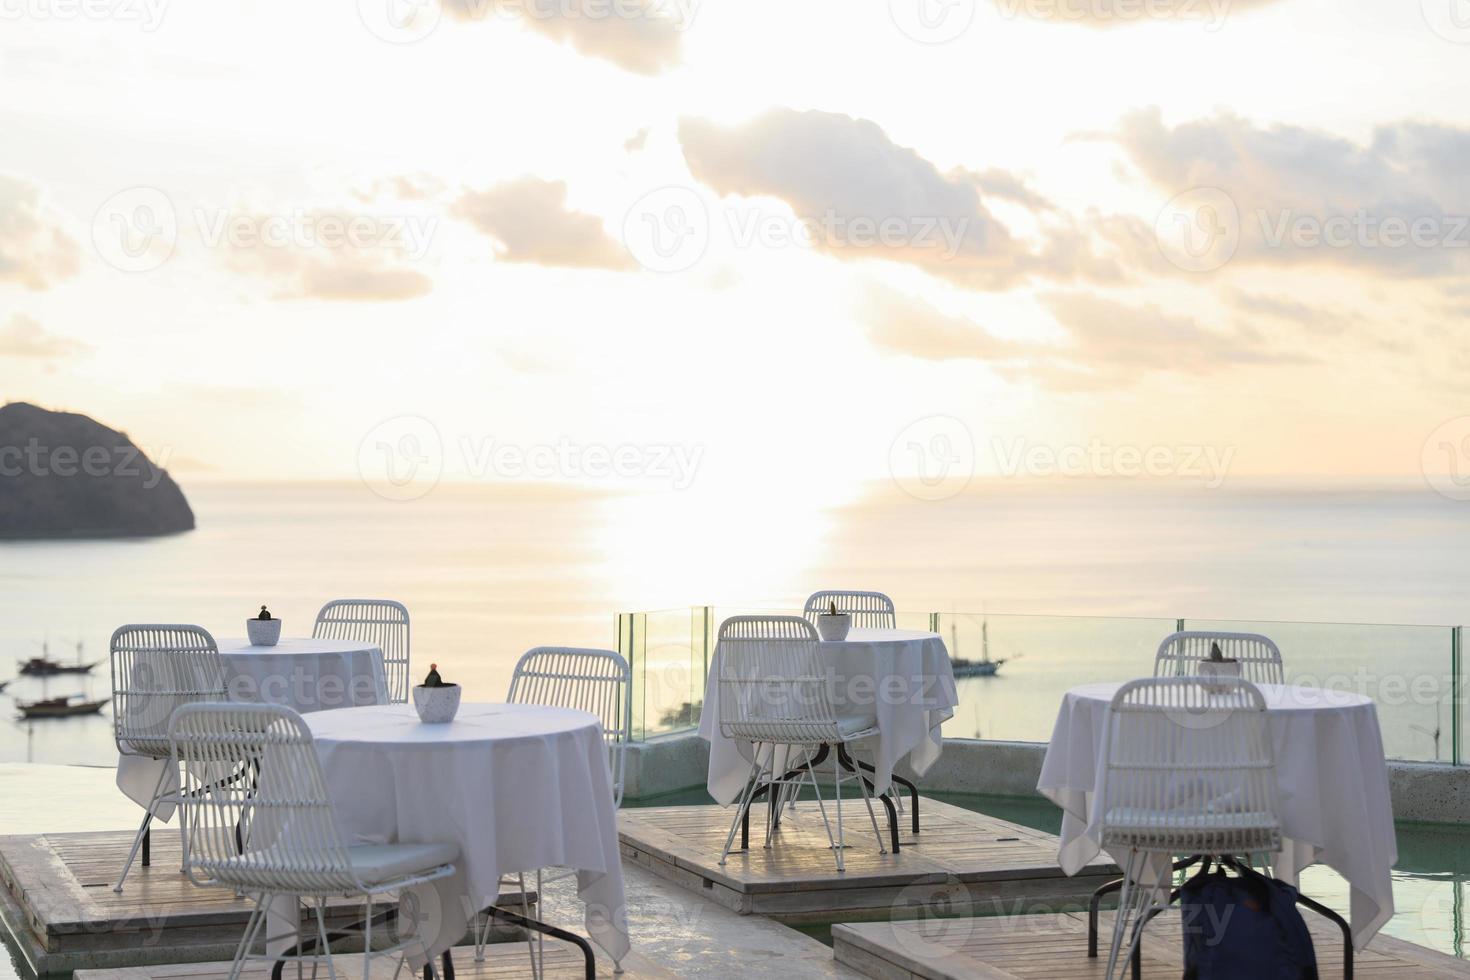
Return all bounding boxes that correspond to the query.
[3,475,1468,766]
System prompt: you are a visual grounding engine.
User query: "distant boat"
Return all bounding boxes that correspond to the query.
[949,616,1010,678]
[17,694,109,719]
[18,640,99,677]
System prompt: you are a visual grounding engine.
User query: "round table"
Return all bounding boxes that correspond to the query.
[698,627,958,804]
[299,702,629,965]
[217,636,388,713]
[1037,681,1396,950]
[116,636,390,820]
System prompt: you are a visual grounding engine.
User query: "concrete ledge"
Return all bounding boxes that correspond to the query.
[628,732,1470,825]
[623,731,711,800]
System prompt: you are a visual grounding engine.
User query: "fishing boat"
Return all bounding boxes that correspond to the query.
[18,641,100,677]
[949,617,1010,678]
[16,694,109,719]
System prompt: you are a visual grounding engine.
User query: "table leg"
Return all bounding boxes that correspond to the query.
[481,904,595,980]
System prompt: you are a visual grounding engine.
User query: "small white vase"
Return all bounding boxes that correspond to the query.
[413,684,462,723]
[816,613,851,642]
[1197,659,1241,693]
[246,618,282,646]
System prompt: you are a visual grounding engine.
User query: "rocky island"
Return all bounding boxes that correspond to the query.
[0,402,194,539]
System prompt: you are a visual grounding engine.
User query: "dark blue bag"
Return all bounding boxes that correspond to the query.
[1180,866,1318,979]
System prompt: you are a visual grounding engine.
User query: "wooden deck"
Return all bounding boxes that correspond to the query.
[617,798,1118,921]
[0,830,526,975]
[75,942,674,980]
[832,910,1470,979]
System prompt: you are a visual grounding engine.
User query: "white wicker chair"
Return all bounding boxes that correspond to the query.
[312,599,411,704]
[169,702,457,980]
[110,624,229,893]
[1154,630,1284,686]
[1097,677,1282,980]
[474,647,631,976]
[802,590,897,629]
[715,615,886,873]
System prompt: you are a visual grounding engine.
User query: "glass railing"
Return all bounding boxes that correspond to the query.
[616,606,1464,764]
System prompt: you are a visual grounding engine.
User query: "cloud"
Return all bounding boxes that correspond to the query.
[678,108,1130,290]
[0,175,82,291]
[442,0,684,75]
[989,0,1279,29]
[1225,289,1360,336]
[1116,108,1470,276]
[1041,292,1316,371]
[863,287,1022,361]
[0,314,91,358]
[216,209,436,302]
[679,109,1043,289]
[862,287,1314,389]
[453,177,635,270]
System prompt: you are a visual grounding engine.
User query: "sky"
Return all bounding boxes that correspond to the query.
[3,0,1470,506]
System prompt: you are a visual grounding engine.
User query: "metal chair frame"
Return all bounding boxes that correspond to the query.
[312,599,412,705]
[169,702,456,980]
[110,623,230,893]
[473,646,632,977]
[714,615,887,873]
[801,590,897,629]
[1154,630,1285,686]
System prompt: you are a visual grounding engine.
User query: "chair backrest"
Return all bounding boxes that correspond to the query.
[169,702,362,894]
[803,590,896,629]
[312,599,410,704]
[1154,631,1284,686]
[111,624,229,759]
[1099,677,1281,856]
[507,647,632,808]
[716,615,844,745]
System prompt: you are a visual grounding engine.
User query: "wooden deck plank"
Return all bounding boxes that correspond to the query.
[0,831,530,975]
[832,911,1470,980]
[74,941,673,980]
[616,798,1119,921]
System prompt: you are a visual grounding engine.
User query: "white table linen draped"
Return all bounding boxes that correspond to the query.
[1037,681,1397,950]
[288,702,629,965]
[116,636,388,818]
[698,627,958,804]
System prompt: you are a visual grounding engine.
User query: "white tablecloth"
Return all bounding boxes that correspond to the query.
[1037,681,1397,950]
[217,636,388,711]
[290,702,629,965]
[698,627,958,804]
[116,636,388,818]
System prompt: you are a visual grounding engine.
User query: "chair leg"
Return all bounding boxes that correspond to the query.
[520,872,540,980]
[833,753,845,854]
[362,897,373,980]
[804,755,842,873]
[313,900,339,980]
[719,752,764,866]
[1115,878,1155,980]
[227,893,270,980]
[115,762,173,892]
[1087,876,1125,958]
[851,751,888,855]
